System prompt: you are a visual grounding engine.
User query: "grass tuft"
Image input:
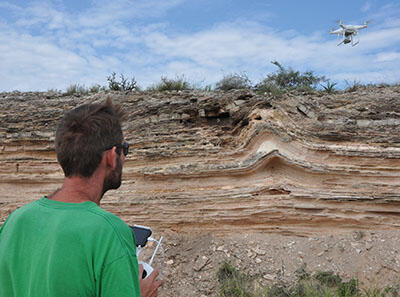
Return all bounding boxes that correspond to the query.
[65,83,89,96]
[321,81,338,93]
[218,262,254,297]
[215,73,252,91]
[345,80,363,92]
[147,75,193,91]
[218,263,399,297]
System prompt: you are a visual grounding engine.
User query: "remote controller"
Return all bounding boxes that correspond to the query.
[138,261,153,279]
[130,225,164,279]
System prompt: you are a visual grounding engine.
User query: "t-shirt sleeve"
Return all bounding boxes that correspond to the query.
[0,213,13,235]
[99,253,141,297]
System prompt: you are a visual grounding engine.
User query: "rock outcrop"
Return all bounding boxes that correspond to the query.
[1,86,400,236]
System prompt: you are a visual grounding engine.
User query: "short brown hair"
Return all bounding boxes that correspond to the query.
[55,97,125,178]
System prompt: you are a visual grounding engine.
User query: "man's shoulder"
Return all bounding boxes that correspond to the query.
[9,198,129,234]
[15,199,40,211]
[86,206,136,254]
[4,199,40,221]
[86,204,132,235]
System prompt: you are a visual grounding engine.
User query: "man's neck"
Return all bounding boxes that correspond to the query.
[48,176,103,206]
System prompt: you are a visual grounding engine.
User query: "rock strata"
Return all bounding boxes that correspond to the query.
[1,86,400,236]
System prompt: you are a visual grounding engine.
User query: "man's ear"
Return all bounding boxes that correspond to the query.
[103,147,117,170]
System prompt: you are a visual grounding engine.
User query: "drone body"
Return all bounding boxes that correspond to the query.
[330,20,369,46]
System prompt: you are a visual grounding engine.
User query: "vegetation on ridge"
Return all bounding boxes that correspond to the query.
[254,61,326,95]
[53,61,398,95]
[147,75,193,92]
[215,72,252,91]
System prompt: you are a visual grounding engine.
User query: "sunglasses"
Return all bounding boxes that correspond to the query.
[104,142,130,156]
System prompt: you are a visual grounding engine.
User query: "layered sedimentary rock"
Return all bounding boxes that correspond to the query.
[1,86,400,235]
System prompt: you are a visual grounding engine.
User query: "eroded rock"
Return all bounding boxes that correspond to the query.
[1,86,400,236]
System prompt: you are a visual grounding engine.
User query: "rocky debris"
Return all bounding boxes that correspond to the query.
[137,230,400,297]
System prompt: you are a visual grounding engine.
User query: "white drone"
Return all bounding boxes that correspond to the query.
[330,20,369,46]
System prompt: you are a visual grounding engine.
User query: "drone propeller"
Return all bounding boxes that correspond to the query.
[363,19,373,27]
[334,31,341,38]
[333,19,345,30]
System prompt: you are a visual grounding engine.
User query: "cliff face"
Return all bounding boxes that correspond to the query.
[1,86,400,235]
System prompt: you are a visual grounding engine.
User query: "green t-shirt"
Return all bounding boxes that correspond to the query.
[0,197,141,297]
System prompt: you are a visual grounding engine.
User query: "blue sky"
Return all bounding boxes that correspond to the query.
[0,0,399,91]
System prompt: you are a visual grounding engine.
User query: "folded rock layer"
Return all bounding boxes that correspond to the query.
[1,86,400,235]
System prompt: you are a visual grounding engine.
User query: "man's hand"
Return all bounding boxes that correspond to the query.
[139,265,163,297]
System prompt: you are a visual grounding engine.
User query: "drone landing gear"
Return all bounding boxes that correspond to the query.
[337,36,359,47]
[337,39,349,46]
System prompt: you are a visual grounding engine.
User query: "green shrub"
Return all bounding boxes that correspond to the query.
[218,262,254,297]
[345,80,362,92]
[363,286,400,297]
[89,84,106,93]
[107,72,139,91]
[256,61,326,93]
[203,84,213,91]
[336,279,359,297]
[321,81,338,93]
[64,83,106,95]
[314,271,342,287]
[47,88,61,93]
[65,83,89,96]
[254,81,284,97]
[147,75,193,91]
[215,73,252,91]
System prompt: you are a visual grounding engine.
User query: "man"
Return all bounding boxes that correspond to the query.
[0,98,162,297]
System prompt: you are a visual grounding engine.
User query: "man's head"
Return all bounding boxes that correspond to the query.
[55,97,125,179]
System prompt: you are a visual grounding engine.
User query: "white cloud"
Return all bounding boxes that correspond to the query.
[0,0,182,91]
[375,51,400,62]
[0,26,96,90]
[0,1,399,91]
[360,27,400,49]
